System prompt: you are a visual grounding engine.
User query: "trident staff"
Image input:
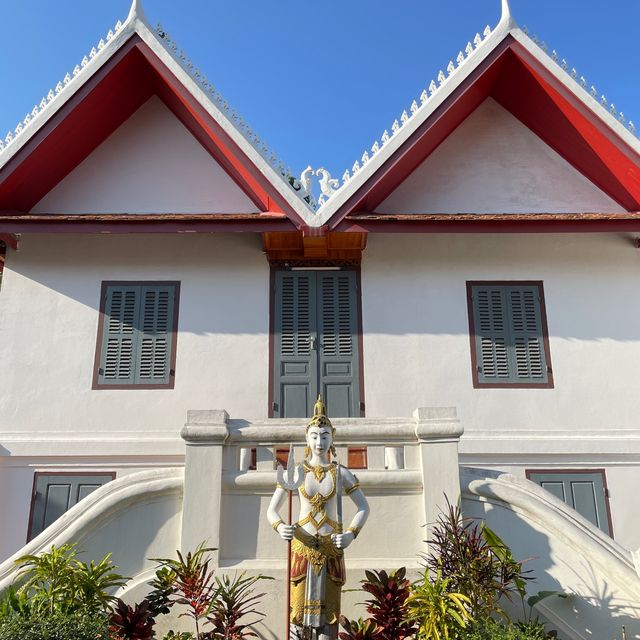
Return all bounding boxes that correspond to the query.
[275,444,303,639]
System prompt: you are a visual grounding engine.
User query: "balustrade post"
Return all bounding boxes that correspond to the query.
[180,409,229,563]
[414,407,464,538]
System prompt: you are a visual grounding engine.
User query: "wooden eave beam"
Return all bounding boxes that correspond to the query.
[0,213,296,234]
[262,231,367,263]
[335,212,640,233]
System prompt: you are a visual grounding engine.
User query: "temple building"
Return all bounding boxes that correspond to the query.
[0,1,639,637]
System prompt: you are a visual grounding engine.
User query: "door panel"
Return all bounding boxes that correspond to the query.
[318,272,360,418]
[273,270,360,418]
[529,471,611,536]
[274,272,317,418]
[30,474,114,541]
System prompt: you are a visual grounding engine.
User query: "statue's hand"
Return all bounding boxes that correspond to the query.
[331,532,354,550]
[277,524,296,541]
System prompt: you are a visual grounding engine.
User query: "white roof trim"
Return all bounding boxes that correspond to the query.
[2,1,637,227]
[313,9,640,226]
[0,0,317,223]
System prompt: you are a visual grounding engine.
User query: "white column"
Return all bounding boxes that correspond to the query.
[180,409,229,563]
[414,407,463,537]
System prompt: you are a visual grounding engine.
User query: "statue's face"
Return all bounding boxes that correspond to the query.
[306,425,333,459]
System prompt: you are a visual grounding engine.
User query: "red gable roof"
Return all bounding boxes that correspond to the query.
[328,36,640,232]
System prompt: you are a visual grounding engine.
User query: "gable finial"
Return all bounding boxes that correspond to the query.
[127,0,148,24]
[499,0,516,30]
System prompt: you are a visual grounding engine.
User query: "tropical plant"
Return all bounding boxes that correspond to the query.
[338,616,384,640]
[109,598,155,640]
[0,585,31,619]
[460,617,555,639]
[161,633,195,640]
[205,572,272,640]
[427,503,532,621]
[146,567,176,618]
[0,611,109,640]
[151,543,218,638]
[359,568,415,640]
[12,543,126,617]
[406,570,472,640]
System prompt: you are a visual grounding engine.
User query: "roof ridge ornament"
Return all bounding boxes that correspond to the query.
[127,0,148,25]
[498,0,516,31]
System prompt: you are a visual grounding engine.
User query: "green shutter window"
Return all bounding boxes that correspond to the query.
[528,471,612,536]
[273,270,361,418]
[469,282,551,387]
[28,473,114,541]
[97,283,178,387]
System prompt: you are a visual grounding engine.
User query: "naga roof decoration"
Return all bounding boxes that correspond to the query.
[1,0,639,229]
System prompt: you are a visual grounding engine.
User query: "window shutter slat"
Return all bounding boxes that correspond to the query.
[320,274,354,357]
[99,286,140,384]
[98,283,177,386]
[471,283,549,385]
[136,286,175,384]
[473,288,510,382]
[507,287,546,382]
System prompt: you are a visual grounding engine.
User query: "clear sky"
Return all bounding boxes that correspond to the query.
[0,1,638,179]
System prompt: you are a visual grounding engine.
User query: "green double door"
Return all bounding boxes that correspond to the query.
[273,270,361,418]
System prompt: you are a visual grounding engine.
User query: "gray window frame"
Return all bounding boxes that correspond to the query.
[92,281,180,389]
[466,280,554,388]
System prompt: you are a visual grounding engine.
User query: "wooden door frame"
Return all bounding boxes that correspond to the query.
[268,265,365,418]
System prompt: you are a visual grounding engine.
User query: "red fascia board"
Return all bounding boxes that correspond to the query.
[335,213,640,233]
[332,38,640,229]
[494,46,640,211]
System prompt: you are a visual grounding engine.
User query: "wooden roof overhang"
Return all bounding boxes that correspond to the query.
[0,35,305,230]
[336,212,640,234]
[327,36,640,232]
[0,213,295,234]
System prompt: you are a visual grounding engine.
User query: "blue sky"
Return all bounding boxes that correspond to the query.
[0,1,638,179]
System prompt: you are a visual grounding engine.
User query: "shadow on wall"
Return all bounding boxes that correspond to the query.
[5,232,640,341]
[462,480,640,640]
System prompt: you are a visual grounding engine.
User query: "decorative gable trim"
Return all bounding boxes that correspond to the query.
[0,2,316,227]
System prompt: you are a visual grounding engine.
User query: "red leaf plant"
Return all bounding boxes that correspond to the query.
[152,544,218,638]
[109,598,155,640]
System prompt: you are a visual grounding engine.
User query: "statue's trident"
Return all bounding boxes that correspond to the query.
[276,444,303,639]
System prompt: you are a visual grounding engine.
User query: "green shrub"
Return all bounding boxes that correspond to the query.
[460,618,553,640]
[12,543,126,617]
[0,611,109,640]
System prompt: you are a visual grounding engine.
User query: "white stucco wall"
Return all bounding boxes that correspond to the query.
[360,232,640,425]
[31,96,260,214]
[1,231,640,556]
[376,98,625,214]
[0,233,269,432]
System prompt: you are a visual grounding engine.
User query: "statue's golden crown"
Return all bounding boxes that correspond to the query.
[307,395,335,433]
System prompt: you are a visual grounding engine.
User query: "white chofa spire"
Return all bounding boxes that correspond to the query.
[127,0,148,25]
[498,0,516,31]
